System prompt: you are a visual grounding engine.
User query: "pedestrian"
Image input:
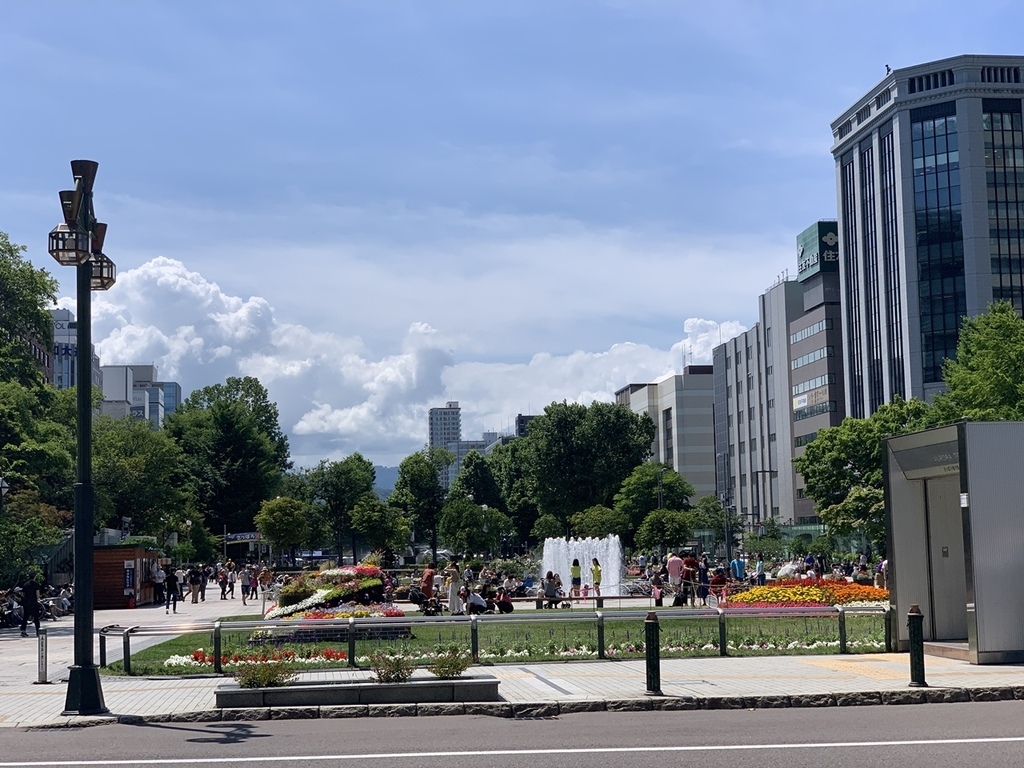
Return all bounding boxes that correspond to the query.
[218,568,229,599]
[444,561,463,615]
[240,566,252,606]
[174,565,187,599]
[227,567,237,598]
[590,557,602,597]
[569,558,582,599]
[666,552,683,594]
[18,571,43,637]
[188,566,202,603]
[164,568,179,614]
[420,562,437,597]
[153,565,166,605]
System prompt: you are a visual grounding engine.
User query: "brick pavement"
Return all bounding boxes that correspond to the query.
[2,598,1022,728]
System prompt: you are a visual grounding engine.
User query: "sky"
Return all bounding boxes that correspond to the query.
[3,2,1022,468]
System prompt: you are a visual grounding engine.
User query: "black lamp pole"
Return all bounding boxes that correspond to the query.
[49,159,115,717]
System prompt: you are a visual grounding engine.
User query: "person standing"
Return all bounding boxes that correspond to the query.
[218,567,229,599]
[420,562,437,598]
[18,572,43,637]
[240,566,252,606]
[569,558,582,599]
[666,552,684,594]
[153,565,166,605]
[444,561,463,615]
[730,553,746,582]
[227,567,237,599]
[590,558,602,597]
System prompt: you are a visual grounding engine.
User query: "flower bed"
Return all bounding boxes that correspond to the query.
[165,646,348,669]
[726,579,889,607]
[264,566,404,620]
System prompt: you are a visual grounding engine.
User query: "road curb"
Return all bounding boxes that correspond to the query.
[22,684,1024,729]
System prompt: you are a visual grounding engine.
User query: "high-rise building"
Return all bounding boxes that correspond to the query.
[99,363,181,429]
[790,221,848,523]
[428,401,462,489]
[50,308,101,390]
[615,366,716,500]
[831,54,1024,415]
[714,278,804,528]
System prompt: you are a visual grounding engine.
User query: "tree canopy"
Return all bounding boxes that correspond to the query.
[0,231,59,389]
[388,447,451,559]
[307,454,376,564]
[613,463,694,544]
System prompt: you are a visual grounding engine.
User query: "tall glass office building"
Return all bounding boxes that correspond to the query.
[831,55,1024,414]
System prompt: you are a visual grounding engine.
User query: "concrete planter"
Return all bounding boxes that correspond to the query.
[216,675,500,708]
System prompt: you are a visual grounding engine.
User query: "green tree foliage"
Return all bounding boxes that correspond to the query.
[486,439,538,543]
[613,463,694,545]
[308,454,376,564]
[164,397,280,535]
[178,376,291,471]
[930,300,1024,422]
[0,231,59,389]
[255,496,310,559]
[690,496,743,555]
[634,508,694,556]
[0,381,74,510]
[531,513,564,542]
[525,401,655,525]
[0,490,64,585]
[389,447,451,559]
[350,496,411,559]
[569,504,629,539]
[448,450,503,509]
[438,496,514,558]
[793,397,929,553]
[93,415,186,535]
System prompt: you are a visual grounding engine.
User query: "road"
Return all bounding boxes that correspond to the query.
[3,701,1024,768]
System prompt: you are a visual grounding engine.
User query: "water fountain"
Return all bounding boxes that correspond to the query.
[540,534,625,596]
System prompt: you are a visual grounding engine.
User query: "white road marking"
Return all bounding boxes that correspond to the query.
[3,736,1024,765]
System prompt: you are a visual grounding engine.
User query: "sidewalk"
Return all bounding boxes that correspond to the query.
[2,598,1022,728]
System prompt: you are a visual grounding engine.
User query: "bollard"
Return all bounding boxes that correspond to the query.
[35,627,50,685]
[838,606,848,654]
[348,617,357,667]
[596,611,606,659]
[123,628,133,676]
[213,621,223,674]
[99,632,107,668]
[644,611,662,695]
[907,604,928,687]
[717,608,728,656]
[470,615,480,662]
[885,605,895,652]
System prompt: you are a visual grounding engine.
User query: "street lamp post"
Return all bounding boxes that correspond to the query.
[0,476,8,514]
[49,160,116,717]
[657,467,666,510]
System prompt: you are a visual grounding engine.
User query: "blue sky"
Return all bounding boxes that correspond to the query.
[2,2,1022,466]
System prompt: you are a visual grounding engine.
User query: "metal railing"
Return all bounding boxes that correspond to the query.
[99,604,897,675]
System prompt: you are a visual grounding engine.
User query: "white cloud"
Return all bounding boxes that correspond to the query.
[74,257,747,468]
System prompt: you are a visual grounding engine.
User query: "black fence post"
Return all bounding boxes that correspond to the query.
[348,617,357,667]
[838,606,848,654]
[907,604,928,687]
[644,611,662,695]
[717,608,728,656]
[470,615,480,662]
[213,621,222,674]
[596,611,605,659]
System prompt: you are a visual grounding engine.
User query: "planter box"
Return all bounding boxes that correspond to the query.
[216,675,501,708]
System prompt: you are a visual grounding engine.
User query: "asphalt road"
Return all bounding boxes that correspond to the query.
[4,701,1024,768]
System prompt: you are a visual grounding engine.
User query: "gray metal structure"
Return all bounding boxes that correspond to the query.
[885,421,1024,663]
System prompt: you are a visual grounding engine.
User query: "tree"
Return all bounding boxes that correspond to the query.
[568,505,629,539]
[531,513,564,542]
[388,448,451,560]
[487,439,539,544]
[930,300,1024,422]
[164,398,281,535]
[793,397,930,554]
[178,376,291,471]
[92,415,186,535]
[351,496,411,562]
[0,231,59,389]
[308,454,376,564]
[526,401,655,524]
[438,496,514,558]
[448,450,503,510]
[0,490,64,586]
[691,496,742,556]
[613,463,694,544]
[255,496,309,563]
[634,509,694,556]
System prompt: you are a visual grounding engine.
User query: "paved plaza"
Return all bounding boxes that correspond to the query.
[2,597,1023,728]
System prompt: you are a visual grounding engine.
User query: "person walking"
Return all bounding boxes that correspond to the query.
[590,557,602,597]
[240,566,253,606]
[164,568,179,614]
[18,571,43,637]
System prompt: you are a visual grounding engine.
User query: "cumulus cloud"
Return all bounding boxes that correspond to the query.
[65,257,747,468]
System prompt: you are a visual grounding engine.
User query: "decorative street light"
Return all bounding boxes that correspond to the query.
[0,476,8,515]
[48,159,116,717]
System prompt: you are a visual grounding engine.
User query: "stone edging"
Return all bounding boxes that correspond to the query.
[27,685,1024,729]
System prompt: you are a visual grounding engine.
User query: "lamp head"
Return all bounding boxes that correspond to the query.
[89,253,116,291]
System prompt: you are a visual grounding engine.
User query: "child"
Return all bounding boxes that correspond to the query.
[581,584,591,599]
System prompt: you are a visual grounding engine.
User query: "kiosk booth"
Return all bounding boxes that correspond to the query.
[885,421,1024,663]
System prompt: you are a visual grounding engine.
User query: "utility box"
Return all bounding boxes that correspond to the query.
[885,421,1024,663]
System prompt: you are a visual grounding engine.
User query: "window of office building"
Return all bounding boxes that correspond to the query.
[841,150,865,417]
[912,101,965,384]
[860,136,884,411]
[879,123,906,397]
[984,98,1024,314]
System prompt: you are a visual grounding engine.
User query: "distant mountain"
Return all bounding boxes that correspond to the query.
[374,465,400,498]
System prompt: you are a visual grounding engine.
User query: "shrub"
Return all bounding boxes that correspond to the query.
[428,644,472,679]
[368,650,415,683]
[234,662,296,689]
[278,579,316,607]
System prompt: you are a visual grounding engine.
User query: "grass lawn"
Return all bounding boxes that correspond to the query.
[104,608,889,677]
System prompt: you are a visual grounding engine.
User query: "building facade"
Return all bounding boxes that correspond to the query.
[50,308,101,391]
[789,221,848,523]
[615,365,716,501]
[831,54,1024,415]
[99,364,181,429]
